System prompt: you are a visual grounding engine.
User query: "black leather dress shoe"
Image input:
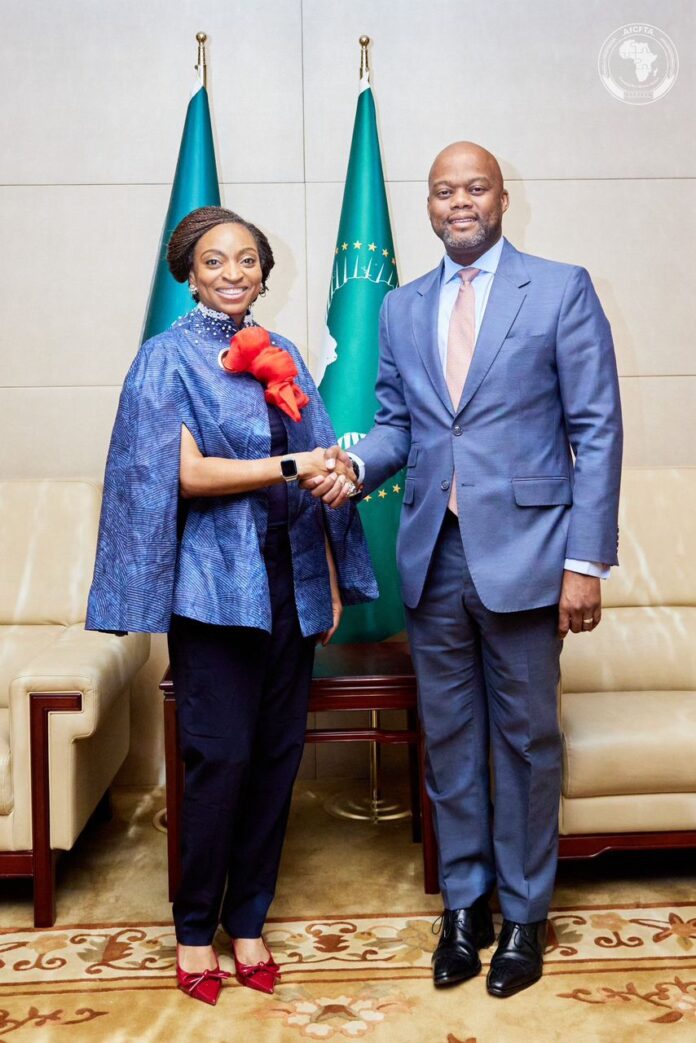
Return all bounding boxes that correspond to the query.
[486,919,547,998]
[432,895,495,987]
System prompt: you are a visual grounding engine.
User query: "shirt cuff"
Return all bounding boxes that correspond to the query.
[564,558,611,580]
[347,453,365,485]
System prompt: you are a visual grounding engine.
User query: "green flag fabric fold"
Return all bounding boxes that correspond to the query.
[141,79,221,343]
[319,77,405,643]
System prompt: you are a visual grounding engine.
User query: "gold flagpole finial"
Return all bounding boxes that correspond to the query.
[196,32,208,89]
[359,36,370,80]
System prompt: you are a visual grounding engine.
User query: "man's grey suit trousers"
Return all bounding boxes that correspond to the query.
[406,510,563,922]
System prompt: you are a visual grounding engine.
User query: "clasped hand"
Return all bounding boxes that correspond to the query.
[298,446,359,507]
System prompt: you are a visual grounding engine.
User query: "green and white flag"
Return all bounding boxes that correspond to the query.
[141,68,220,343]
[319,71,405,643]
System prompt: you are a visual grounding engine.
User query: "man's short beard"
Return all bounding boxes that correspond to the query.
[441,221,490,252]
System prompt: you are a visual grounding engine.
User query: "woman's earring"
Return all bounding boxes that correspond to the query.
[189,282,199,301]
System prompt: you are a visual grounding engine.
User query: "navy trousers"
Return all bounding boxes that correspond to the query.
[168,526,315,945]
[406,512,563,923]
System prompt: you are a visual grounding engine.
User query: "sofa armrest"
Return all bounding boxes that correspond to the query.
[9,625,150,742]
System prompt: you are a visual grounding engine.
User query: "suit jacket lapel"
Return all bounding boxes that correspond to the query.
[456,240,530,415]
[411,262,453,415]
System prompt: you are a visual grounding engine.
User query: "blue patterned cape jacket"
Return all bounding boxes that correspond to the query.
[85,307,378,636]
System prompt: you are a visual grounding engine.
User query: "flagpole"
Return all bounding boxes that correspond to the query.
[364,14,389,811]
[359,35,370,79]
[357,31,409,826]
[195,31,208,89]
[323,36,409,827]
[359,31,389,825]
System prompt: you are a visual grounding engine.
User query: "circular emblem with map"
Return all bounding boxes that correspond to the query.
[598,23,679,105]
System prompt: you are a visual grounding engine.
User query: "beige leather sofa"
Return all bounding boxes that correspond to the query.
[0,480,149,925]
[559,467,696,856]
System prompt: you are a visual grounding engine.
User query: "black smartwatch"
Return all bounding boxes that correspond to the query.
[280,456,299,482]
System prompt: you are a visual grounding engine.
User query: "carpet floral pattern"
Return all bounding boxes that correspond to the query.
[1,903,695,1041]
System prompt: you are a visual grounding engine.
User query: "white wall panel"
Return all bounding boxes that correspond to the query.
[0,185,166,387]
[505,179,696,377]
[0,181,308,388]
[303,0,694,182]
[0,0,304,185]
[0,387,119,480]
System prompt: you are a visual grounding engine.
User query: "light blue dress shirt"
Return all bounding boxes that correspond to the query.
[353,237,610,579]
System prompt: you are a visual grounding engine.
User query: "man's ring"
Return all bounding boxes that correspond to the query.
[582,617,593,626]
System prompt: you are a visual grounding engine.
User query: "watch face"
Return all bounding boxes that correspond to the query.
[281,457,298,479]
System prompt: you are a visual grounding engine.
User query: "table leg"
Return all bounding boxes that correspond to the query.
[406,708,422,843]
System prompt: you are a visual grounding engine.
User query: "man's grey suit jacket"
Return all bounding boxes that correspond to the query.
[355,238,623,613]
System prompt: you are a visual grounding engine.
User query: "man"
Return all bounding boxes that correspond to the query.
[308,141,622,998]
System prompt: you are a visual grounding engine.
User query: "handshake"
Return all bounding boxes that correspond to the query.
[296,446,361,508]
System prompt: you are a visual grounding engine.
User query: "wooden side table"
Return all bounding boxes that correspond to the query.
[160,641,439,900]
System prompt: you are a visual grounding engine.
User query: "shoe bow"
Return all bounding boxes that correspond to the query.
[180,966,231,995]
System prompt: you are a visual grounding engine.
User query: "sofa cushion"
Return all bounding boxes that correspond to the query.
[0,709,11,814]
[562,690,696,798]
[560,606,696,693]
[0,480,101,626]
[0,625,66,709]
[604,468,696,608]
[560,793,696,835]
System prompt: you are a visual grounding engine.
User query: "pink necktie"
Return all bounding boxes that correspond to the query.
[446,267,479,514]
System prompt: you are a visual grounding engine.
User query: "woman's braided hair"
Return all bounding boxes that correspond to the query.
[167,206,275,293]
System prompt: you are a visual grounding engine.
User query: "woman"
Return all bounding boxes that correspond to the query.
[86,206,377,1006]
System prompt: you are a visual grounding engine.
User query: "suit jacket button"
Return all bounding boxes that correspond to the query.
[441,479,450,491]
[453,424,462,436]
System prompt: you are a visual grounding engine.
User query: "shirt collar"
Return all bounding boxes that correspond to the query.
[442,235,505,283]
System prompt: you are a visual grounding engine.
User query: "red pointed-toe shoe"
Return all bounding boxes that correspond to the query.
[176,948,231,1006]
[232,945,281,995]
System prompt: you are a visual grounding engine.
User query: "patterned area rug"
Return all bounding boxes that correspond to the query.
[1,903,696,1042]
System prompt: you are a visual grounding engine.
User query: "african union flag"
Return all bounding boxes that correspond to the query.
[317,68,404,643]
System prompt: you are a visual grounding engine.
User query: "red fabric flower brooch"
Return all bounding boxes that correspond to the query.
[220,327,310,422]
